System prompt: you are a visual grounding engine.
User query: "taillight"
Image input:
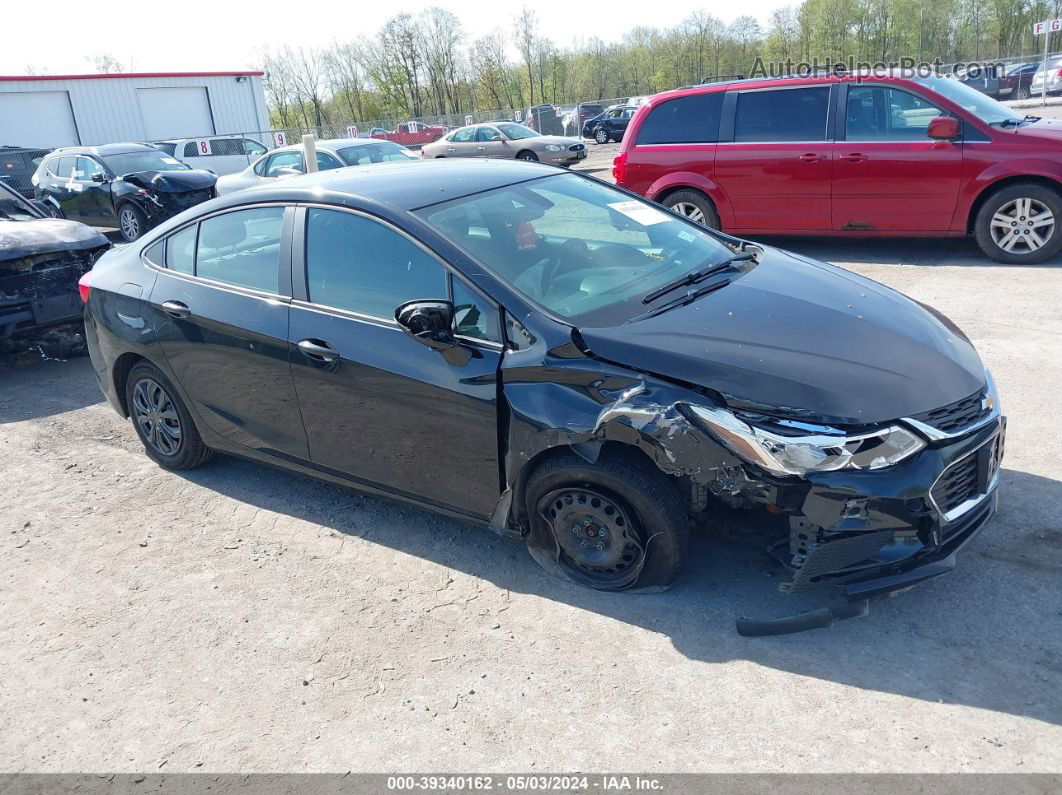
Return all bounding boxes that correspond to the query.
[612,152,627,184]
[1055,68,1062,78]
[78,271,91,304]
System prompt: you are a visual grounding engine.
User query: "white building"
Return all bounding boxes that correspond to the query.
[0,71,271,149]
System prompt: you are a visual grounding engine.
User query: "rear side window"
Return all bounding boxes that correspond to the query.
[636,93,724,144]
[195,207,285,292]
[166,225,196,274]
[734,87,830,142]
[54,157,74,178]
[183,142,200,158]
[304,208,446,319]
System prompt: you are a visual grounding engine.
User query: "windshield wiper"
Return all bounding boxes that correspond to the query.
[994,115,1040,127]
[628,279,733,323]
[641,252,755,304]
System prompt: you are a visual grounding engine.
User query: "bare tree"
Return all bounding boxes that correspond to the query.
[513,7,539,105]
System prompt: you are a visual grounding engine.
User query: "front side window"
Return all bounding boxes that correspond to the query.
[476,127,502,142]
[497,123,539,140]
[338,142,418,165]
[419,173,734,326]
[734,86,830,142]
[912,75,1021,126]
[846,86,945,140]
[264,151,302,177]
[316,152,343,171]
[305,208,446,319]
[243,139,268,156]
[73,157,105,181]
[195,206,285,292]
[451,277,501,343]
[636,93,724,144]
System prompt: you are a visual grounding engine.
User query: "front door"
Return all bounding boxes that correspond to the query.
[714,85,833,233]
[475,126,508,157]
[148,204,309,459]
[288,206,503,517]
[71,156,113,226]
[832,85,964,232]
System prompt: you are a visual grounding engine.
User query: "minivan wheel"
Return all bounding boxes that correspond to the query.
[975,183,1062,264]
[524,451,689,591]
[594,128,610,144]
[662,189,721,230]
[125,362,214,470]
[118,203,148,242]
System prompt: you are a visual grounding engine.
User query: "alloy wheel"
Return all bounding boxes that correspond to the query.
[539,487,646,589]
[990,197,1055,254]
[595,129,609,144]
[671,201,706,224]
[132,377,183,456]
[120,207,140,240]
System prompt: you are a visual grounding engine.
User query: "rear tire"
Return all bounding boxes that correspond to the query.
[661,189,721,230]
[974,182,1062,264]
[524,450,689,591]
[125,361,214,470]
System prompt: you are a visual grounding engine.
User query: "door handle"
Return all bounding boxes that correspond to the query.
[476,146,485,150]
[798,153,821,162]
[297,338,340,363]
[841,152,868,163]
[161,300,190,319]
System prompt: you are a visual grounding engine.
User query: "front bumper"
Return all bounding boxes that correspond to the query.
[769,415,1005,600]
[542,147,588,165]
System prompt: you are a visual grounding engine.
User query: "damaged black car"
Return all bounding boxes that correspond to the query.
[80,160,1005,634]
[33,143,216,242]
[1,180,109,354]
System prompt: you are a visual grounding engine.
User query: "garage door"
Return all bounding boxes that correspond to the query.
[0,91,79,147]
[137,87,215,141]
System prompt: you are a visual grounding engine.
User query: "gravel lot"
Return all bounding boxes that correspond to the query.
[2,142,1061,773]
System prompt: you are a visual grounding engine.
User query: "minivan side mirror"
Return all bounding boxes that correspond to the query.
[395,299,472,366]
[927,116,960,140]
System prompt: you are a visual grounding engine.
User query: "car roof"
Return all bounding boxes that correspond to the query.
[229,158,560,212]
[50,142,158,157]
[273,137,402,153]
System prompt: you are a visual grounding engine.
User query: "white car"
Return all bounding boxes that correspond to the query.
[152,137,270,176]
[215,138,420,196]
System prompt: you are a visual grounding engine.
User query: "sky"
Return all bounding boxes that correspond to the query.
[1,0,783,76]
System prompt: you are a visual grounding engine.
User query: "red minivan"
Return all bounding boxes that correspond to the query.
[613,72,1062,263]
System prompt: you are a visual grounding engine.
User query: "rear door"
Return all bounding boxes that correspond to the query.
[714,84,833,233]
[148,204,309,459]
[287,205,503,517]
[831,84,963,232]
[442,127,479,157]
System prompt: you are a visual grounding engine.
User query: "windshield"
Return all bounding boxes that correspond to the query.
[338,142,419,165]
[913,75,1022,125]
[102,150,190,175]
[497,123,540,140]
[419,173,735,326]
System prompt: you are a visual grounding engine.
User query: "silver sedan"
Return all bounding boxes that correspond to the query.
[215,138,420,196]
[420,122,586,166]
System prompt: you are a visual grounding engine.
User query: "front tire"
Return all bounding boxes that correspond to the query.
[516,150,539,162]
[125,362,214,470]
[524,451,689,591]
[117,203,148,242]
[974,182,1062,264]
[594,128,610,144]
[661,189,721,230]
[1017,87,1031,100]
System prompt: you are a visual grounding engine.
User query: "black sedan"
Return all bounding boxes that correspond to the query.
[81,160,1004,631]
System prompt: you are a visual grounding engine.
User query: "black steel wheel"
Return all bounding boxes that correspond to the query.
[516,150,539,161]
[124,361,214,470]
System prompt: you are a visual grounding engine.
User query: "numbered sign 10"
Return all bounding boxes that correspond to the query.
[346,125,359,138]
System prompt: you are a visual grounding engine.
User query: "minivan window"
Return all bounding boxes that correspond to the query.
[734,86,830,142]
[636,93,724,144]
[912,75,1022,126]
[195,207,285,292]
[304,208,446,319]
[846,87,945,140]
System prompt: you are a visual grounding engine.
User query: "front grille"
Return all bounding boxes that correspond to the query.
[568,143,585,152]
[910,390,989,434]
[931,453,979,516]
[165,189,213,214]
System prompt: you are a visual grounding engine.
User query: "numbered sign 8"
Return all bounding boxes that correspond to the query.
[195,139,210,156]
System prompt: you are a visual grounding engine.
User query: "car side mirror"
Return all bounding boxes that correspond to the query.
[91,173,108,183]
[395,300,472,366]
[927,116,960,140]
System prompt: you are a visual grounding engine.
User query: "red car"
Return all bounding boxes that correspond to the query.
[613,72,1062,263]
[370,121,447,148]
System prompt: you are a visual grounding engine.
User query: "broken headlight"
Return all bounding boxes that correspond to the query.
[686,405,925,477]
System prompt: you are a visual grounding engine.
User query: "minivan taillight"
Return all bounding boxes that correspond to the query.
[78,271,91,304]
[612,152,627,185]
[1055,67,1062,78]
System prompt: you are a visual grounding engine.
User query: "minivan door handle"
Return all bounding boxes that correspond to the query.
[798,153,821,162]
[160,300,190,319]
[841,152,868,163]
[297,338,340,363]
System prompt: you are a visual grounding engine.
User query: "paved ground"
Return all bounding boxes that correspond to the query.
[2,156,1061,773]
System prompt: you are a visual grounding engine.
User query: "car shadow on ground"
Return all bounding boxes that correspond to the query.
[0,355,104,423]
[175,447,1062,729]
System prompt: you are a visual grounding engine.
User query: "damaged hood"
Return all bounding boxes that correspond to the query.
[0,218,109,265]
[578,248,986,425]
[120,169,217,193]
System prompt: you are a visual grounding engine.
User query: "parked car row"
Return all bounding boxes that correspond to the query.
[420,122,586,166]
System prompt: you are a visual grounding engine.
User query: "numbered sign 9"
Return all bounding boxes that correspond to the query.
[346,125,359,138]
[273,131,287,147]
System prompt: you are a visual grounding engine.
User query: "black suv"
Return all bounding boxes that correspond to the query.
[33,143,217,242]
[582,105,637,143]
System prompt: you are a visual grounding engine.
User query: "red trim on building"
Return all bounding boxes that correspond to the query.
[0,71,264,82]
